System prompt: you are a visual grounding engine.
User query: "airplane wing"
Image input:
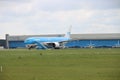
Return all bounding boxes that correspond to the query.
[26,41,48,50]
[35,42,48,49]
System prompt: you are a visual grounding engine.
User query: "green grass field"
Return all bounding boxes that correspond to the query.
[0,48,120,80]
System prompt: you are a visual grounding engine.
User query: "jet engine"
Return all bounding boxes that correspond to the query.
[46,42,62,49]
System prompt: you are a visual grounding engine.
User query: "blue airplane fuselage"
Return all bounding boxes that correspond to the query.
[24,37,70,44]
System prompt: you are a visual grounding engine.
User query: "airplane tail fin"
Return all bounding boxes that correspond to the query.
[64,25,72,39]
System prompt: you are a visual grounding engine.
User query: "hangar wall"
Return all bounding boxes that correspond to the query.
[0,39,6,48]
[9,41,25,48]
[65,39,120,48]
[6,33,120,49]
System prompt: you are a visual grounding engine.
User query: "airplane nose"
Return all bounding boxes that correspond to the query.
[24,39,32,44]
[24,39,29,44]
[24,38,36,44]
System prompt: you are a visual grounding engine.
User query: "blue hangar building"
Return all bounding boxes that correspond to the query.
[6,33,120,49]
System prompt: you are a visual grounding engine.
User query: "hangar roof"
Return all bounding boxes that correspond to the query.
[7,33,120,41]
[71,33,120,40]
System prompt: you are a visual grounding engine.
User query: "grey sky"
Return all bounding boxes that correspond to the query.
[0,0,120,39]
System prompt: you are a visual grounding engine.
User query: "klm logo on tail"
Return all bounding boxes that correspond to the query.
[64,25,72,39]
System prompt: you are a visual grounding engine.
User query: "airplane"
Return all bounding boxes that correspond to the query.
[24,26,72,50]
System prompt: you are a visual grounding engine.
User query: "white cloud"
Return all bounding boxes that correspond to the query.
[0,0,120,39]
[87,24,120,33]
